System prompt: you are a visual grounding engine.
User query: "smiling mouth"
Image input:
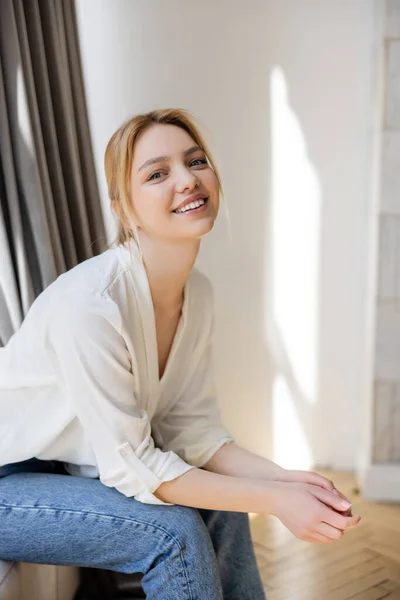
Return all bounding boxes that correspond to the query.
[173,197,209,214]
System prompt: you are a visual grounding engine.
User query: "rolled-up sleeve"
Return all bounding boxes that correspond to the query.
[154,292,233,467]
[48,298,194,504]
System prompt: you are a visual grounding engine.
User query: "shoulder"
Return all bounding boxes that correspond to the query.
[43,249,127,339]
[51,247,127,299]
[13,249,126,338]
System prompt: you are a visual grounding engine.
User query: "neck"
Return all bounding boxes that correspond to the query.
[137,231,200,311]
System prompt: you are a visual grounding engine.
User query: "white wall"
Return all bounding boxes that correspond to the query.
[75,0,377,470]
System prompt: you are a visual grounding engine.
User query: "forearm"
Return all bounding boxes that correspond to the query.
[202,443,350,502]
[203,442,285,480]
[154,466,276,514]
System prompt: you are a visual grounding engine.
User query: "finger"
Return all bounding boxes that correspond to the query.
[332,487,351,505]
[302,532,334,544]
[305,475,351,506]
[345,514,361,529]
[296,471,335,492]
[322,510,349,530]
[311,485,352,513]
[317,522,344,541]
[320,509,361,531]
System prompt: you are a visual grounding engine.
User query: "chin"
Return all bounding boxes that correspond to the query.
[190,216,216,238]
[169,219,215,242]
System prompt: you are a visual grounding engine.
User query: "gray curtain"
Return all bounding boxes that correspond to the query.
[0,0,106,346]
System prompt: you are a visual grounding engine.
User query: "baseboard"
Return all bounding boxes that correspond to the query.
[360,464,400,502]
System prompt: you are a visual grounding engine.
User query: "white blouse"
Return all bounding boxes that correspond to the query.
[0,242,232,504]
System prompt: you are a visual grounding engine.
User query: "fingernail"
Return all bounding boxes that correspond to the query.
[341,500,351,509]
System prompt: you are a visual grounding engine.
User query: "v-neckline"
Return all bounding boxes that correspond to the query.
[121,240,190,388]
[155,285,189,385]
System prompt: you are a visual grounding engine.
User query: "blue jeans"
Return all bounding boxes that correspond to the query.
[0,460,266,599]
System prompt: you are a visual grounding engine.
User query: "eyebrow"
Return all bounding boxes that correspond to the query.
[137,145,203,173]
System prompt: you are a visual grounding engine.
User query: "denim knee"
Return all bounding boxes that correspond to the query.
[163,505,212,547]
[138,505,223,599]
[117,505,215,575]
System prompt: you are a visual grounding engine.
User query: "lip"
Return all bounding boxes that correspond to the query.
[172,192,208,213]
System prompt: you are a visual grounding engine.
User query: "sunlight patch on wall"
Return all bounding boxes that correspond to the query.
[268,66,322,468]
[272,374,313,469]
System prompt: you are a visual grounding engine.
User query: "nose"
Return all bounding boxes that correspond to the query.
[175,165,199,194]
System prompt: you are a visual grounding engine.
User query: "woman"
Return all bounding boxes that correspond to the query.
[0,109,360,599]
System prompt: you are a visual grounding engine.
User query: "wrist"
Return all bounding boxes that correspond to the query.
[254,479,283,515]
[254,461,286,482]
[272,465,287,480]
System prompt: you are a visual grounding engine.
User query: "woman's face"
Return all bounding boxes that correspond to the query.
[129,124,220,241]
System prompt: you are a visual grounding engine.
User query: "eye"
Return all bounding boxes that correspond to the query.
[147,170,165,181]
[190,158,208,167]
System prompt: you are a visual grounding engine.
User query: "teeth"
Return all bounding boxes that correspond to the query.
[175,198,206,213]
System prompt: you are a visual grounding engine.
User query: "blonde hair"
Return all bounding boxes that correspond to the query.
[104,108,224,246]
